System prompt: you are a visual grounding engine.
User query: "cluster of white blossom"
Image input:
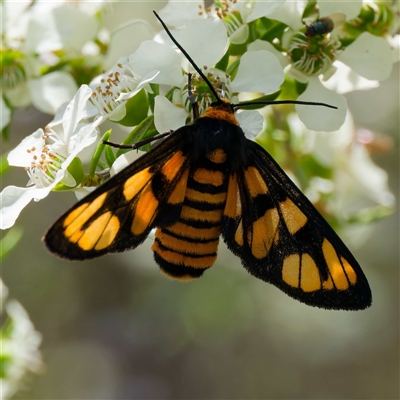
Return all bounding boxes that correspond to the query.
[0,1,398,393]
[1,0,397,231]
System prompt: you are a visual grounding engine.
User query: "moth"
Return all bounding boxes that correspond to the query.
[43,11,371,310]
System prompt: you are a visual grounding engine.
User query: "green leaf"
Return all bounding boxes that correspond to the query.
[0,153,10,176]
[53,157,85,191]
[215,49,230,71]
[116,115,155,158]
[1,121,12,142]
[0,226,23,259]
[89,129,112,178]
[104,144,116,168]
[116,89,149,127]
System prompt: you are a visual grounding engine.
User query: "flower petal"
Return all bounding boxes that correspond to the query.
[267,0,307,31]
[231,50,284,94]
[247,0,286,22]
[103,20,155,70]
[318,0,362,20]
[154,96,188,133]
[129,41,182,86]
[236,110,264,139]
[158,0,204,26]
[247,40,289,69]
[61,84,93,141]
[29,71,78,115]
[338,32,393,80]
[0,180,60,230]
[116,70,160,102]
[296,77,347,132]
[7,129,45,168]
[172,18,228,68]
[53,5,99,51]
[324,61,380,94]
[111,150,146,176]
[0,96,11,131]
[63,124,98,168]
[229,24,249,45]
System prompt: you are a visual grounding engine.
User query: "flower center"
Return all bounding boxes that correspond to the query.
[24,131,66,188]
[90,63,140,117]
[287,33,342,76]
[181,67,232,117]
[349,2,397,36]
[198,0,244,36]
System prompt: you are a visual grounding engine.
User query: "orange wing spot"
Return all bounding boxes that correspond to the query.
[155,229,219,255]
[152,241,217,269]
[244,167,268,197]
[123,167,152,201]
[279,198,307,235]
[167,222,220,240]
[63,203,89,227]
[181,205,223,223]
[186,188,227,204]
[341,256,357,284]
[300,254,321,292]
[131,182,158,235]
[206,148,227,164]
[234,220,244,246]
[282,254,300,288]
[68,229,85,244]
[251,207,279,259]
[193,168,224,186]
[168,168,189,204]
[161,151,186,181]
[64,193,108,238]
[77,212,112,251]
[95,215,120,250]
[323,276,334,290]
[224,174,240,219]
[322,239,349,290]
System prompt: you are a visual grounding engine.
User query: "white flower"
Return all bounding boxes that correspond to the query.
[1,279,43,399]
[0,0,106,127]
[0,85,98,230]
[89,57,159,123]
[267,0,394,131]
[132,19,284,136]
[298,111,394,221]
[158,0,285,44]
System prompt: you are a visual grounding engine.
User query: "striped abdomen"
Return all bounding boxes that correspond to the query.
[152,148,228,280]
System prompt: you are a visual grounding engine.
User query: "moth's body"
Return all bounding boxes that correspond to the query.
[44,100,372,310]
[153,102,245,279]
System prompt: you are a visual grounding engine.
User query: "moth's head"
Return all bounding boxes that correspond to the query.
[202,98,239,126]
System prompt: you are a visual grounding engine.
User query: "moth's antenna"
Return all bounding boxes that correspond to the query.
[234,100,338,110]
[153,10,222,103]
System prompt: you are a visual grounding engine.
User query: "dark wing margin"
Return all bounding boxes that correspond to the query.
[43,128,193,260]
[222,139,372,310]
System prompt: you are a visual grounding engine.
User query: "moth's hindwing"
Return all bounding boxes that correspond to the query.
[43,128,192,260]
[222,140,372,310]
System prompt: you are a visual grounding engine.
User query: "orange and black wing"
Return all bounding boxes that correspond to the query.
[222,140,372,310]
[43,128,193,260]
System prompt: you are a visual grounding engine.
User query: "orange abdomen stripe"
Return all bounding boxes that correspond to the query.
[152,157,229,280]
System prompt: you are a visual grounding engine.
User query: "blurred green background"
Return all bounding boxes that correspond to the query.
[1,2,399,399]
